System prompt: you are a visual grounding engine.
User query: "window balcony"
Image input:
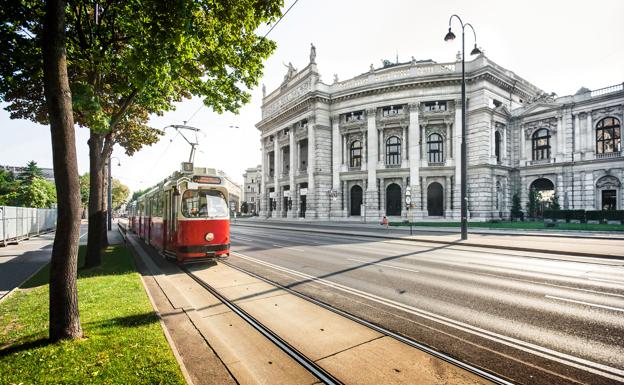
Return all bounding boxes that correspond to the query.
[595,151,623,159]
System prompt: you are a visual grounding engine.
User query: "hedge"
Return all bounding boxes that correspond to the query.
[542,209,624,223]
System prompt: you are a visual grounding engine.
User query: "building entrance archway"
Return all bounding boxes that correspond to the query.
[427,182,444,216]
[386,183,401,216]
[350,185,363,216]
[529,178,555,217]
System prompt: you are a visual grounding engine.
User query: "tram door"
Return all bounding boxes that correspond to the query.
[164,190,172,250]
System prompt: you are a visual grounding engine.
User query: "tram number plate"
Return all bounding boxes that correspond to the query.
[206,251,216,257]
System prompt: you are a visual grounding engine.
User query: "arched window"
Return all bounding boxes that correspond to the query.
[385,136,401,166]
[494,131,501,162]
[350,140,362,168]
[596,117,621,154]
[532,129,550,160]
[427,133,444,163]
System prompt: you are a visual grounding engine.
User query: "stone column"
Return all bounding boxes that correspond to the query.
[365,108,379,220]
[379,129,384,164]
[574,113,581,154]
[401,126,408,167]
[401,176,408,219]
[408,103,422,219]
[556,115,564,161]
[342,133,348,168]
[556,173,564,211]
[445,175,452,218]
[273,139,280,217]
[260,143,267,217]
[342,180,348,216]
[288,127,296,218]
[331,115,342,218]
[452,99,462,217]
[501,127,507,162]
[586,113,594,158]
[519,127,526,166]
[379,177,385,215]
[361,131,367,171]
[307,123,316,218]
[445,123,453,161]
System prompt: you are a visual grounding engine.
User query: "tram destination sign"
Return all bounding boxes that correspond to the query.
[193,176,222,184]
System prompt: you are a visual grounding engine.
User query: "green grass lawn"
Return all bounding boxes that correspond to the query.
[390,221,624,231]
[0,245,185,385]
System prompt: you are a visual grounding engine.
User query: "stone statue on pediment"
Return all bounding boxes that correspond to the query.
[333,74,339,84]
[369,64,374,73]
[283,62,297,83]
[262,83,266,98]
[310,43,316,63]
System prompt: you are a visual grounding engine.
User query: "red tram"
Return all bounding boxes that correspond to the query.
[127,165,230,262]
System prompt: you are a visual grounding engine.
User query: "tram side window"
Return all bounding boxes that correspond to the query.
[182,190,229,218]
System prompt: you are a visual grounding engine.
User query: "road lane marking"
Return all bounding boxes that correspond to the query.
[79,231,88,239]
[272,244,306,252]
[348,257,420,273]
[587,277,624,286]
[232,251,624,383]
[545,295,624,313]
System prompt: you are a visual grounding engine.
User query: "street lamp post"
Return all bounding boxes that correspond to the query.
[107,156,121,231]
[444,14,482,240]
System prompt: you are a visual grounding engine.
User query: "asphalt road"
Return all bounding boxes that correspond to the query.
[228,224,624,385]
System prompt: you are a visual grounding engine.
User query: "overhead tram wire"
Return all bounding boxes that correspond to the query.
[263,0,301,38]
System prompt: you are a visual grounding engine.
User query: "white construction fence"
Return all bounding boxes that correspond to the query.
[0,206,57,246]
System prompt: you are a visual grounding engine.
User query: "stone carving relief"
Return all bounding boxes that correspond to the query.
[591,105,623,123]
[523,117,557,139]
[263,79,312,119]
[596,175,621,189]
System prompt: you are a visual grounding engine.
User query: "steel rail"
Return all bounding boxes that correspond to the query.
[178,264,343,385]
[224,255,516,385]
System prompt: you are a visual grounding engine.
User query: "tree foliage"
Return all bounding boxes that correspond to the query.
[79,173,129,210]
[510,192,523,221]
[526,188,540,218]
[1,0,283,152]
[111,178,129,210]
[0,165,56,208]
[130,188,150,202]
[20,160,44,181]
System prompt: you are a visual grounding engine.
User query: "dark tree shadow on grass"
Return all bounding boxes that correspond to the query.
[0,313,158,358]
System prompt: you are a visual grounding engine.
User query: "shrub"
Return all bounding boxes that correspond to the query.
[585,210,604,221]
[511,193,523,221]
[566,210,586,222]
[604,210,624,222]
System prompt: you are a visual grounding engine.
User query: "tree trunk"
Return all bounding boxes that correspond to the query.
[42,0,83,341]
[84,132,105,268]
[101,159,109,247]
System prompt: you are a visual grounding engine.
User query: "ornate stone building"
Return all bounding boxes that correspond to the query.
[256,48,624,221]
[242,166,261,214]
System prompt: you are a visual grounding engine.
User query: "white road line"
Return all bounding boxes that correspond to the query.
[79,231,88,239]
[232,251,624,383]
[272,244,306,252]
[348,257,420,273]
[545,295,624,313]
[587,277,624,286]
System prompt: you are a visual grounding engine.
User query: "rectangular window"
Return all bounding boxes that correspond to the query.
[424,101,447,112]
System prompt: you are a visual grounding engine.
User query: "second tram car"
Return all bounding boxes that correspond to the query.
[128,165,230,262]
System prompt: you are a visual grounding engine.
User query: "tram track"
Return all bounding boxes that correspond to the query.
[221,254,515,385]
[178,263,343,385]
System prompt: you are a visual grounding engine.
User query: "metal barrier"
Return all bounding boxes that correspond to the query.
[0,206,57,246]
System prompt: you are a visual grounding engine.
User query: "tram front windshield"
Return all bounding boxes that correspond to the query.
[182,189,229,219]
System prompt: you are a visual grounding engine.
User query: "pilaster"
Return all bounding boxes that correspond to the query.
[365,108,379,220]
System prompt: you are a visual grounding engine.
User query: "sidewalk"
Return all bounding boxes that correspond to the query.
[234,220,624,260]
[0,225,121,302]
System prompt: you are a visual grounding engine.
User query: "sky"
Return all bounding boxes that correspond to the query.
[1,0,623,193]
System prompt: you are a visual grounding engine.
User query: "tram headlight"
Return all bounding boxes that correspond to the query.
[205,232,214,241]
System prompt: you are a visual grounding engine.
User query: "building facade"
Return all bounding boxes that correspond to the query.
[256,48,624,221]
[242,166,261,214]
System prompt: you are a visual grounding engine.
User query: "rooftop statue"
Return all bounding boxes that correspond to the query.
[282,62,297,83]
[310,43,316,63]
